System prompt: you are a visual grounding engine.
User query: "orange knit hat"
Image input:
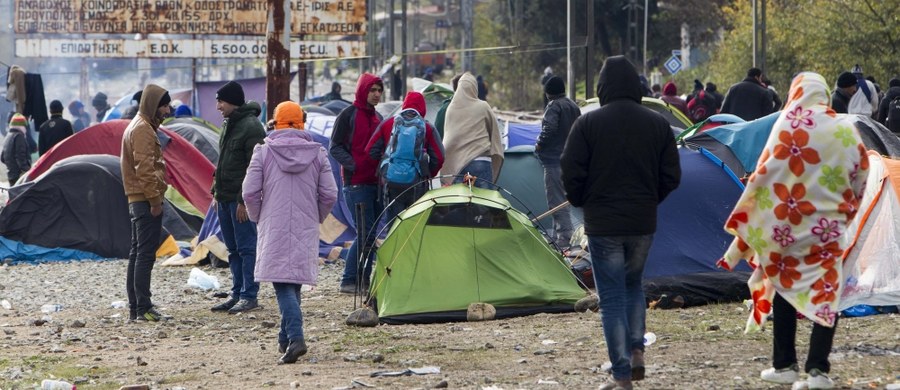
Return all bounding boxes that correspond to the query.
[273,101,304,130]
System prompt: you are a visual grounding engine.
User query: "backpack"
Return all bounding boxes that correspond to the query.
[887,95,900,134]
[379,108,427,187]
[689,90,717,122]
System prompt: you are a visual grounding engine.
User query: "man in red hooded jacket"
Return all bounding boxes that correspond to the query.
[329,73,384,295]
[366,91,444,224]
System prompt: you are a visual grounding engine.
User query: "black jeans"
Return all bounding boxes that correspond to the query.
[127,201,162,316]
[772,293,838,373]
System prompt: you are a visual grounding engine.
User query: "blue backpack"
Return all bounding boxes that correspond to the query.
[380,108,427,186]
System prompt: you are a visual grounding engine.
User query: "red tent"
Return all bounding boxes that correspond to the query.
[26,120,214,213]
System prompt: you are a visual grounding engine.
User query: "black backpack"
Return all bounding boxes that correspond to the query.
[887,95,900,134]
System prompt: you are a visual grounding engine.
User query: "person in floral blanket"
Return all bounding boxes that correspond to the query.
[718,72,869,390]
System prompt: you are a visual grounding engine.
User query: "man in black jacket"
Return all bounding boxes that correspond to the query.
[720,68,775,121]
[210,81,267,314]
[561,56,680,390]
[831,71,857,114]
[537,76,580,249]
[38,100,74,155]
[876,78,900,127]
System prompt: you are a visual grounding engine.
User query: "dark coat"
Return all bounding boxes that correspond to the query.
[721,77,775,121]
[1,128,31,183]
[212,102,266,203]
[831,89,852,114]
[38,115,74,155]
[537,95,581,165]
[561,56,681,236]
[876,86,900,125]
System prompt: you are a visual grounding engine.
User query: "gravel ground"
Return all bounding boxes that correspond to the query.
[0,259,898,390]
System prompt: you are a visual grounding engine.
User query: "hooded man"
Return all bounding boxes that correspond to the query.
[537,76,581,249]
[561,56,681,390]
[38,100,74,155]
[323,81,344,102]
[120,84,171,322]
[329,73,384,295]
[68,100,91,132]
[2,113,31,184]
[876,77,900,129]
[210,80,267,314]
[442,72,503,188]
[721,68,776,121]
[366,91,445,224]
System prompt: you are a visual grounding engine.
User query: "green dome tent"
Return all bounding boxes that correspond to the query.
[371,184,586,324]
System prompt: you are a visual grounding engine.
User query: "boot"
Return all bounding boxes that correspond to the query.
[278,338,308,364]
[631,349,645,380]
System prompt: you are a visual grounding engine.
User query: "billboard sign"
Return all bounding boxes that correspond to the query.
[15,38,366,59]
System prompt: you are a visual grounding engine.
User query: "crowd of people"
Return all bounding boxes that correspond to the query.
[1,56,894,389]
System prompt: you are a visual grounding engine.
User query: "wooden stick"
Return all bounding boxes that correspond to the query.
[531,201,571,222]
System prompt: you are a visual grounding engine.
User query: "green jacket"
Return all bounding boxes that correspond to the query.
[212,101,266,203]
[433,98,451,139]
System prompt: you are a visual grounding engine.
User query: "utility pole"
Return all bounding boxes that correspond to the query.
[586,0,595,99]
[566,0,573,100]
[461,0,473,72]
[266,0,291,120]
[401,0,408,98]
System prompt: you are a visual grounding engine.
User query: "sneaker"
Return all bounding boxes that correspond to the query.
[137,308,166,322]
[227,299,259,314]
[805,369,834,390]
[631,349,645,381]
[339,283,357,294]
[761,364,800,384]
[211,298,238,312]
[278,338,308,364]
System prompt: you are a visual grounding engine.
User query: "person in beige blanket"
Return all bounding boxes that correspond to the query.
[441,72,504,188]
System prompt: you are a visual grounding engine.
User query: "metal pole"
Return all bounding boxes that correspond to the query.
[760,0,767,74]
[401,0,408,98]
[566,0,574,100]
[642,0,648,76]
[586,0,594,99]
[266,0,291,120]
[751,0,757,68]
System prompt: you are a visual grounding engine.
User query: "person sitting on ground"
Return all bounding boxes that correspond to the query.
[38,100,74,155]
[242,101,337,364]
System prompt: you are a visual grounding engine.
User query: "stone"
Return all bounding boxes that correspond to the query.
[574,295,599,312]
[434,380,449,388]
[70,320,86,328]
[466,303,496,321]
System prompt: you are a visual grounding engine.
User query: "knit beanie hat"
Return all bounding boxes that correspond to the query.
[68,100,84,116]
[9,113,27,128]
[92,92,107,108]
[49,100,64,114]
[543,76,565,95]
[837,72,857,88]
[693,79,704,92]
[273,101,304,130]
[174,104,193,117]
[216,81,245,106]
[158,91,171,108]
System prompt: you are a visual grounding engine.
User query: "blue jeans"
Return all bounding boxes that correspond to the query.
[342,184,381,286]
[589,234,653,380]
[452,160,494,189]
[542,163,573,248]
[127,201,162,317]
[218,201,259,301]
[273,283,304,344]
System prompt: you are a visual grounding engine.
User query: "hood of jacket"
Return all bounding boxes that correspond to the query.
[265,130,321,174]
[138,84,167,128]
[663,81,678,96]
[597,56,642,105]
[401,91,427,116]
[228,101,262,122]
[353,73,383,112]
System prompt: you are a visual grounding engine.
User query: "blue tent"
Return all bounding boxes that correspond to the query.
[646,147,750,278]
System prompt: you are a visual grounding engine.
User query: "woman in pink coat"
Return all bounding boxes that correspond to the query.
[242,101,337,364]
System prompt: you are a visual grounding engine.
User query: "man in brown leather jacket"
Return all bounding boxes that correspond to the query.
[120,84,171,322]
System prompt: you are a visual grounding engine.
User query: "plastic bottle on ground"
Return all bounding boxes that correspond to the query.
[40,304,63,313]
[643,332,657,346]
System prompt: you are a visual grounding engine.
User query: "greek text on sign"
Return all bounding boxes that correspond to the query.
[15,38,366,59]
[13,0,367,35]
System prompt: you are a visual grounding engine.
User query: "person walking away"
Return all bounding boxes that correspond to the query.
[433,74,462,139]
[242,101,337,364]
[366,91,444,224]
[721,67,775,121]
[38,100,74,155]
[706,82,725,110]
[847,65,880,119]
[561,56,681,390]
[660,81,689,118]
[120,84,171,322]
[210,81,267,314]
[329,73,385,294]
[831,72,857,114]
[68,100,91,132]
[2,113,32,185]
[442,72,504,188]
[762,76,783,111]
[718,72,869,390]
[537,76,580,250]
[876,77,900,133]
